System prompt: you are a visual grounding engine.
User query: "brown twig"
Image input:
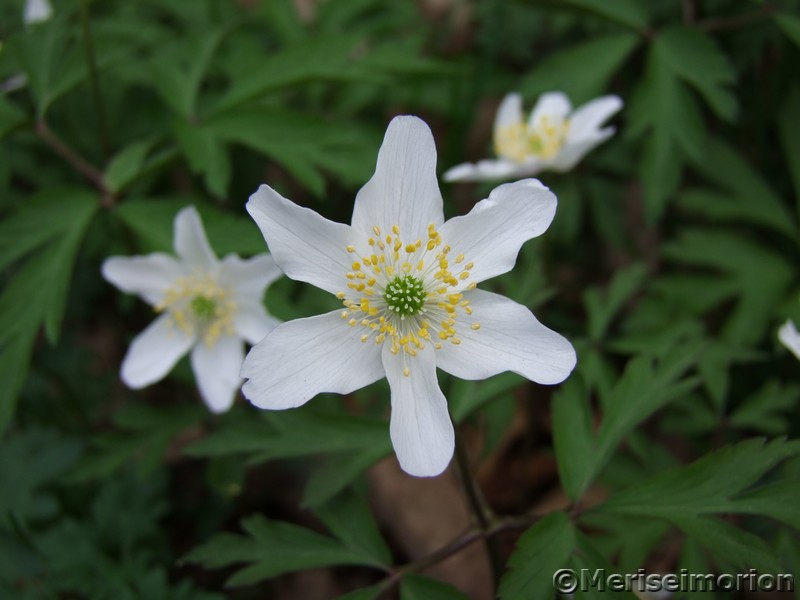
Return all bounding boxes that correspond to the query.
[36,120,113,205]
[696,3,777,33]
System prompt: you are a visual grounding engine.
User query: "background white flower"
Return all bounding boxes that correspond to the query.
[242,116,576,477]
[24,0,53,25]
[779,319,800,361]
[102,206,282,413]
[444,91,623,182]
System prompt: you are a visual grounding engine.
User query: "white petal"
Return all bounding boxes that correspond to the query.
[174,206,217,271]
[234,302,281,345]
[438,179,557,285]
[567,95,623,142]
[550,128,616,172]
[494,92,524,131]
[24,0,52,24]
[247,185,357,296]
[778,320,800,361]
[442,159,529,182]
[120,313,195,388]
[435,289,576,384]
[102,254,187,306]
[529,91,572,128]
[382,343,454,477]
[351,116,444,239]
[219,253,282,302]
[241,310,385,409]
[191,336,244,413]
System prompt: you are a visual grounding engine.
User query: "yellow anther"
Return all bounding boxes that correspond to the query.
[455,253,464,263]
[417,260,425,271]
[336,291,346,299]
[459,272,470,280]
[471,323,481,330]
[467,282,477,290]
[405,244,416,253]
[392,224,400,235]
[403,367,410,377]
[360,334,369,343]
[427,240,436,250]
[348,319,357,327]
[346,245,356,253]
[464,262,474,270]
[373,226,381,236]
[352,261,361,271]
[418,328,429,338]
[450,338,461,345]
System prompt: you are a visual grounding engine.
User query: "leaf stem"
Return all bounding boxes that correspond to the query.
[452,425,504,588]
[36,120,113,205]
[79,0,110,157]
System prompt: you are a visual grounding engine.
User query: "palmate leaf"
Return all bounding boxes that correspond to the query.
[663,229,794,345]
[520,33,640,105]
[184,514,386,587]
[498,512,576,600]
[184,406,391,464]
[600,438,800,523]
[553,344,700,501]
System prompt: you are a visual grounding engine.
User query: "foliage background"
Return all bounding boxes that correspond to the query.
[1,0,799,598]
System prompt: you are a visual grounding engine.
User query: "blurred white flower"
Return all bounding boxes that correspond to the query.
[444,91,623,182]
[24,0,53,25]
[778,319,800,361]
[102,206,281,413]
[242,116,576,477]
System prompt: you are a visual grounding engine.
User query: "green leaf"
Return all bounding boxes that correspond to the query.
[314,488,392,566]
[728,480,800,529]
[552,378,595,502]
[400,574,469,600]
[601,438,800,518]
[184,407,391,463]
[663,229,794,345]
[0,96,26,140]
[730,381,799,435]
[498,512,575,600]
[173,121,232,198]
[777,86,800,217]
[672,515,782,574]
[215,35,367,112]
[584,263,647,342]
[184,514,382,587]
[775,12,800,48]
[655,26,737,120]
[449,372,522,421]
[681,137,797,238]
[104,141,154,194]
[337,586,383,600]
[520,33,639,105]
[555,0,649,30]
[114,198,265,256]
[302,445,391,507]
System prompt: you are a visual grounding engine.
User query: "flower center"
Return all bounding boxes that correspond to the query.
[156,275,236,346]
[338,223,480,376]
[385,274,425,316]
[494,116,569,163]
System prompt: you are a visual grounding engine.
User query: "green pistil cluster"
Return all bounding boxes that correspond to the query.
[191,295,217,321]
[384,275,425,317]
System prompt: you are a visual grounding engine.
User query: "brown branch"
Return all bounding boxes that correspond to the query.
[36,120,114,206]
[696,3,777,33]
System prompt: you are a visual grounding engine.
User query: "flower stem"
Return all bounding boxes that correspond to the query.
[452,424,505,588]
[79,0,110,157]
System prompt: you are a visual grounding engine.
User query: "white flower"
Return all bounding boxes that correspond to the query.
[778,319,800,361]
[443,91,623,182]
[24,0,53,25]
[102,206,282,413]
[241,116,576,477]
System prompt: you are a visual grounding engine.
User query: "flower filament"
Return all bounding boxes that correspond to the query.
[339,223,479,376]
[494,115,569,163]
[156,274,236,346]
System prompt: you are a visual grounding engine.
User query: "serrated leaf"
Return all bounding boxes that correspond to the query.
[584,263,647,341]
[114,198,265,256]
[185,408,391,463]
[556,0,649,30]
[663,230,794,345]
[499,512,575,600]
[401,574,469,600]
[655,26,737,120]
[314,488,392,566]
[104,141,154,194]
[449,372,522,421]
[0,96,26,140]
[728,481,800,529]
[730,381,799,435]
[777,86,800,216]
[672,515,782,574]
[601,438,800,518]
[775,12,800,48]
[520,33,639,105]
[184,515,380,586]
[552,378,595,502]
[302,445,391,507]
